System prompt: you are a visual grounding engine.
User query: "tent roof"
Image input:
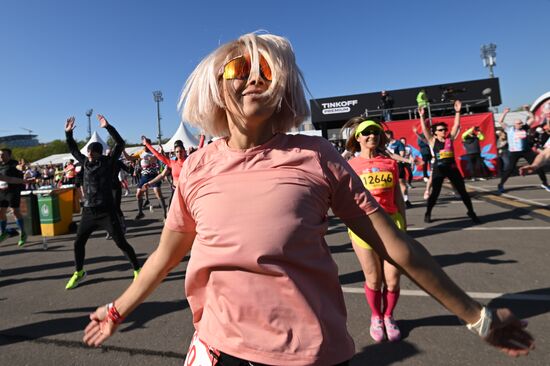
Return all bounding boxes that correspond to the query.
[80,131,109,155]
[32,153,74,166]
[162,122,200,152]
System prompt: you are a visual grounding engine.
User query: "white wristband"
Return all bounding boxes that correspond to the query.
[466,306,493,338]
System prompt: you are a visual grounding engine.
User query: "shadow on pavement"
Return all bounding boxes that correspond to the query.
[0,299,189,346]
[488,287,550,320]
[351,340,420,365]
[330,243,353,254]
[339,270,364,285]
[408,207,540,240]
[433,249,517,267]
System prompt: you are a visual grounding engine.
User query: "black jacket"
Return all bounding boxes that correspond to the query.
[66,125,124,208]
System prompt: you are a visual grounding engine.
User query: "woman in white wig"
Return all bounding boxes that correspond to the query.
[83,33,533,365]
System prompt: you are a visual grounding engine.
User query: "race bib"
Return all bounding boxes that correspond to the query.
[360,171,394,190]
[438,151,454,159]
[184,331,220,366]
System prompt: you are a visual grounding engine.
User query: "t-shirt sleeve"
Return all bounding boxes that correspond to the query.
[317,139,380,220]
[164,161,197,233]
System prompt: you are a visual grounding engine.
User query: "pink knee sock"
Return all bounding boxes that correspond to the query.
[364,284,382,317]
[383,288,400,317]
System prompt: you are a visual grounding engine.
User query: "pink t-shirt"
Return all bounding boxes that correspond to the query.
[166,133,379,365]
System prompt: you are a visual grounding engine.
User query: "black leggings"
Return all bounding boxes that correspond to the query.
[73,207,139,271]
[466,153,488,179]
[426,164,474,216]
[499,150,547,186]
[421,153,432,178]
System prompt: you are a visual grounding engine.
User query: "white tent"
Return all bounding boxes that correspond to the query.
[162,122,200,152]
[32,153,74,166]
[80,131,109,155]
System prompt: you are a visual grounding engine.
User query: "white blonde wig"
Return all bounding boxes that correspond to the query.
[178,33,310,137]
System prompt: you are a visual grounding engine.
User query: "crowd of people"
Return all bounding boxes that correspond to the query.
[1,31,545,365]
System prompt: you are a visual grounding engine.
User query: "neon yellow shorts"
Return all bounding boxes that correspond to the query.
[348,211,405,250]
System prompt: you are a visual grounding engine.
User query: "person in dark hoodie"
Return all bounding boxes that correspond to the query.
[64,115,140,290]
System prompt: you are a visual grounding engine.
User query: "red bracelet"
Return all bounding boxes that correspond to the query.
[106,302,125,325]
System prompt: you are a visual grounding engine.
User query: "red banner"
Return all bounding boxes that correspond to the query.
[383,112,498,180]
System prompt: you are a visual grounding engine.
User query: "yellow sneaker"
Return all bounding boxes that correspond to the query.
[65,270,86,290]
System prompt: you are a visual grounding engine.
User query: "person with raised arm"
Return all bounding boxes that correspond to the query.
[83,33,533,365]
[497,107,549,193]
[123,138,168,219]
[140,137,188,204]
[64,115,141,289]
[419,101,480,224]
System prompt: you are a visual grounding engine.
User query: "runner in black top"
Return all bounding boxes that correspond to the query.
[419,101,480,224]
[0,148,27,246]
[64,115,141,290]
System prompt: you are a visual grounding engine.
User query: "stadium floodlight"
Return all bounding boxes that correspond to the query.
[482,88,493,112]
[152,91,164,145]
[85,109,93,140]
[480,43,497,78]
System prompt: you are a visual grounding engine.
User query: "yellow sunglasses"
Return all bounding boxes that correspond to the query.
[222,54,272,81]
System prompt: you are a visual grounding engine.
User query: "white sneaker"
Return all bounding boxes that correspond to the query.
[541,184,550,192]
[423,177,429,183]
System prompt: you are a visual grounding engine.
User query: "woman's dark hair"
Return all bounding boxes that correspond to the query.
[174,140,184,148]
[431,122,448,134]
[341,117,388,155]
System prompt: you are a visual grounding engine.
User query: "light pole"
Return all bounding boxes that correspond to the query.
[85,109,93,140]
[152,90,163,145]
[480,43,497,78]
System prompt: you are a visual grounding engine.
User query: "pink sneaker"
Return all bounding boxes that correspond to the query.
[384,316,401,342]
[370,316,385,343]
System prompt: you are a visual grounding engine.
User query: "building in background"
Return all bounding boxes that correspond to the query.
[0,134,39,148]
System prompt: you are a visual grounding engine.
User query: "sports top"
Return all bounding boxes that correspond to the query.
[348,155,398,214]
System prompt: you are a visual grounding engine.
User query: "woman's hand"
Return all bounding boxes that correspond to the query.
[454,100,462,113]
[484,308,534,357]
[65,117,76,132]
[83,305,119,347]
[97,114,109,128]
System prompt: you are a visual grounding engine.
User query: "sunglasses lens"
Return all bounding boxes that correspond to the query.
[223,54,272,81]
[259,55,272,81]
[361,129,380,136]
[223,56,250,80]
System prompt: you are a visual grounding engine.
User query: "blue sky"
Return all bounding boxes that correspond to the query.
[1,0,549,143]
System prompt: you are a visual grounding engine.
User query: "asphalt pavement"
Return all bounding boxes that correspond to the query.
[1,173,548,365]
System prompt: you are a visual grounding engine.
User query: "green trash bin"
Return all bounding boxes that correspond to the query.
[36,188,73,236]
[37,191,61,236]
[20,191,41,235]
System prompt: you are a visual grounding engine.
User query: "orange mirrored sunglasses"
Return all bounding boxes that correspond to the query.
[222,54,272,81]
